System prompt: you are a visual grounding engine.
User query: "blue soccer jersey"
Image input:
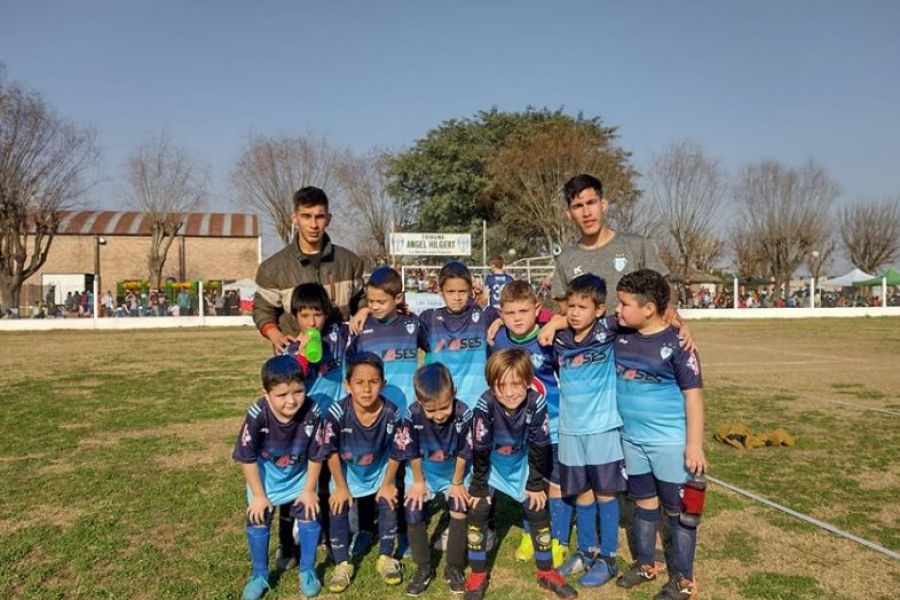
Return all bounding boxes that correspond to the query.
[312,395,401,497]
[294,322,350,413]
[470,388,549,502]
[615,326,703,445]
[348,314,426,415]
[419,303,498,406]
[491,326,560,444]
[554,315,622,436]
[233,397,320,505]
[392,399,473,492]
[483,272,514,308]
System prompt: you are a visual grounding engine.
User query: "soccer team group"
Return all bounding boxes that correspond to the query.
[234,176,707,600]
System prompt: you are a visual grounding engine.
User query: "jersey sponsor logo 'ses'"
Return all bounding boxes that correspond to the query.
[433,337,483,352]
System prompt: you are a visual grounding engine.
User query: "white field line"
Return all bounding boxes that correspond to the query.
[708,476,900,561]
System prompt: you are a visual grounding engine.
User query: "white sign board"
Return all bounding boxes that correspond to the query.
[390,233,472,256]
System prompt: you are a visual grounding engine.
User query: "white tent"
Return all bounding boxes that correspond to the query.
[222,278,258,299]
[819,268,874,289]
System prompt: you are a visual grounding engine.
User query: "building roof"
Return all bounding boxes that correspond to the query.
[55,211,260,238]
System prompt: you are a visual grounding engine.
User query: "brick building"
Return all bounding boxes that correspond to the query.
[23,210,261,304]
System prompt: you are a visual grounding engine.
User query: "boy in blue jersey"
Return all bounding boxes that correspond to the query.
[613,270,706,600]
[483,255,514,309]
[233,355,323,600]
[551,274,625,588]
[491,280,570,568]
[393,363,473,596]
[305,352,405,593]
[465,349,577,600]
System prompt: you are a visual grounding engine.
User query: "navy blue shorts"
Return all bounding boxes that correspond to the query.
[545,443,562,487]
[560,459,626,497]
[627,472,684,513]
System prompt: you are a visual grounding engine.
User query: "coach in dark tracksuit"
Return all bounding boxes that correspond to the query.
[253,186,365,353]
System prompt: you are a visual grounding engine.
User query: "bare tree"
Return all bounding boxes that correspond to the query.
[646,140,726,279]
[0,73,99,312]
[335,149,405,263]
[126,131,207,288]
[729,226,768,281]
[232,134,341,245]
[838,198,900,273]
[732,160,839,296]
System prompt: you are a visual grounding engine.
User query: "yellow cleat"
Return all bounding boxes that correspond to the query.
[376,554,403,586]
[328,561,354,593]
[514,532,534,561]
[551,539,569,569]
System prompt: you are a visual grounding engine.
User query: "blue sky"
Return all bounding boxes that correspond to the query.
[2,1,899,256]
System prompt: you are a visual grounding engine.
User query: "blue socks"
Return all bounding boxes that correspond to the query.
[634,507,660,566]
[377,498,398,556]
[329,508,351,563]
[597,498,619,558]
[246,523,270,579]
[575,501,597,553]
[549,497,574,545]
[668,514,697,579]
[297,519,321,572]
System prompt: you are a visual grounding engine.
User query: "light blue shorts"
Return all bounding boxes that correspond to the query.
[622,438,690,485]
[558,429,623,467]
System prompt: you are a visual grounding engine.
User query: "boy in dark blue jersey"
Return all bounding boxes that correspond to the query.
[393,363,473,596]
[483,255,514,309]
[613,270,705,600]
[464,349,577,600]
[233,355,323,600]
[491,280,570,568]
[305,353,404,593]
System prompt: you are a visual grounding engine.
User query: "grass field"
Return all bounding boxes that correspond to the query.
[1,318,899,599]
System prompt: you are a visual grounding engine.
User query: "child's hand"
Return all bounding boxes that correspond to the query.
[486,318,503,347]
[330,485,352,514]
[295,489,319,520]
[538,315,567,346]
[685,444,707,476]
[296,329,311,349]
[467,493,491,509]
[376,482,398,510]
[247,494,272,525]
[447,483,471,510]
[349,307,370,335]
[524,490,547,512]
[405,480,428,512]
[676,323,697,353]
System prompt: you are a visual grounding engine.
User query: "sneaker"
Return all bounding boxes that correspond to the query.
[405,566,435,596]
[616,561,658,589]
[551,539,568,569]
[514,532,534,561]
[275,545,298,571]
[580,555,618,587]
[536,569,578,599]
[376,554,403,585]
[464,571,489,600]
[558,550,592,578]
[300,569,322,598]
[444,566,466,594]
[654,576,697,600]
[351,530,374,556]
[241,575,270,600]
[328,561,354,593]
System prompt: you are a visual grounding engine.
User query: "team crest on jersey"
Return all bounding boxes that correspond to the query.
[329,329,338,342]
[613,253,628,273]
[406,322,416,335]
[472,312,480,323]
[530,352,544,370]
[304,424,314,438]
[594,331,607,343]
[660,345,674,360]
[387,420,395,436]
[393,425,412,451]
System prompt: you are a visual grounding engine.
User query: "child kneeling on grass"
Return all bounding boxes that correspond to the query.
[464,349,577,600]
[233,355,323,600]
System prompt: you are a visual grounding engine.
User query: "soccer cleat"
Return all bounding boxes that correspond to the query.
[654,576,697,600]
[551,539,569,568]
[580,555,618,587]
[405,566,435,596]
[241,575,270,600]
[351,530,374,556]
[444,566,466,594]
[376,554,403,585]
[464,571,489,600]
[617,561,659,589]
[537,569,578,599]
[558,550,592,578]
[275,545,298,571]
[328,561,354,593]
[515,531,535,561]
[300,569,322,598]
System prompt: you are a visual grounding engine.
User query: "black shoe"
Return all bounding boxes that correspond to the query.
[617,561,659,589]
[654,576,697,600]
[406,566,435,596]
[444,566,466,594]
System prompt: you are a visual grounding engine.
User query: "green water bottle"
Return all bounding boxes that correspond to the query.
[302,327,323,363]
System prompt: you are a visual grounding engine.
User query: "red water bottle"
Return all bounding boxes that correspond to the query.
[680,474,706,527]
